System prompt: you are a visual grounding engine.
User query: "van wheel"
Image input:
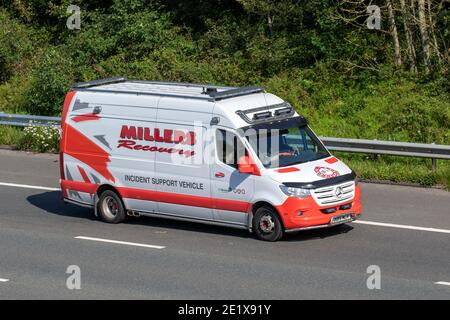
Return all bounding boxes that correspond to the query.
[97,190,126,224]
[253,206,283,242]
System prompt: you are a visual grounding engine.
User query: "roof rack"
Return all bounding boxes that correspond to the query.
[71,77,265,101]
[71,77,128,89]
[208,86,264,101]
[131,80,230,90]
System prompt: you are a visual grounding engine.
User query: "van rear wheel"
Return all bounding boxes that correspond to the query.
[253,206,283,242]
[97,190,126,224]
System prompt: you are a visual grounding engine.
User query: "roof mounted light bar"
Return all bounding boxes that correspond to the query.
[253,111,272,120]
[274,107,292,116]
[71,77,128,89]
[236,102,295,124]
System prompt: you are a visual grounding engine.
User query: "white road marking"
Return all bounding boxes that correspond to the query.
[353,220,450,234]
[0,181,60,191]
[75,236,165,249]
[435,281,450,286]
[0,278,9,282]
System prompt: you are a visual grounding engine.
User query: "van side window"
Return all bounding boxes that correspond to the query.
[216,129,246,169]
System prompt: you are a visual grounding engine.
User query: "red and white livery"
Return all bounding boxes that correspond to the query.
[60,77,362,241]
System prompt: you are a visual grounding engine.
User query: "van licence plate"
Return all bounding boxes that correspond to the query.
[331,213,354,224]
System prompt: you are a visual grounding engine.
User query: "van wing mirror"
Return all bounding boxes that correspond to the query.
[238,156,261,176]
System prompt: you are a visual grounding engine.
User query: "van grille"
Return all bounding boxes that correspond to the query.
[311,181,355,206]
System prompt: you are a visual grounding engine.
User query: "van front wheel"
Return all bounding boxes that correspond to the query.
[97,190,126,224]
[253,206,283,241]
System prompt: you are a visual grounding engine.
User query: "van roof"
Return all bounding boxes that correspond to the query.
[71,77,298,128]
[71,77,265,102]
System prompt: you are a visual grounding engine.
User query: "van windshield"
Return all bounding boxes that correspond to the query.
[244,119,330,169]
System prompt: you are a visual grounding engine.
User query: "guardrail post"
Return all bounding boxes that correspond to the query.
[432,158,437,172]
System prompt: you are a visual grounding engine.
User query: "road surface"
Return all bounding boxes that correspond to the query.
[0,149,449,299]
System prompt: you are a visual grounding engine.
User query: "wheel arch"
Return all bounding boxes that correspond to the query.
[94,184,126,216]
[248,201,284,232]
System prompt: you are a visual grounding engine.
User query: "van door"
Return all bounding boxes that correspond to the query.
[152,122,213,220]
[153,96,214,221]
[211,128,255,226]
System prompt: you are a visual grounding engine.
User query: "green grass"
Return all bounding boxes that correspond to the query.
[0,126,24,146]
[338,153,450,189]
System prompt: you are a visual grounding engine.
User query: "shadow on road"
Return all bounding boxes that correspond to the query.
[129,216,354,242]
[283,224,354,242]
[26,191,94,220]
[26,191,354,241]
[129,215,254,239]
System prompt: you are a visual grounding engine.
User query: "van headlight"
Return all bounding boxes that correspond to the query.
[280,185,311,199]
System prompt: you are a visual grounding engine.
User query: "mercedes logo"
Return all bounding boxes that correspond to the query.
[335,186,343,198]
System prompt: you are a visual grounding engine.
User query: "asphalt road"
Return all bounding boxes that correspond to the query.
[0,149,449,299]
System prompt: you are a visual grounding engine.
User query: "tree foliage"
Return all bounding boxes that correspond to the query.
[0,0,448,144]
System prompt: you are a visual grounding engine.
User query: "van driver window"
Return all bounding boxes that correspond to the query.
[216,129,246,168]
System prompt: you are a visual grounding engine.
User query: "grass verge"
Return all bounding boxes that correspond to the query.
[338,153,450,190]
[0,126,24,146]
[0,125,59,153]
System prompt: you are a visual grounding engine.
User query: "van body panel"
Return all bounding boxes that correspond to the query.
[61,79,362,235]
[153,123,212,220]
[266,156,352,184]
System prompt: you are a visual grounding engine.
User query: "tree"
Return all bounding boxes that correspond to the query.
[236,0,301,35]
[387,0,402,66]
[418,0,431,73]
[400,0,417,72]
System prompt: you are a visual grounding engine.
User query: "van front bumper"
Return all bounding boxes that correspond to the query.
[275,185,362,231]
[284,212,359,233]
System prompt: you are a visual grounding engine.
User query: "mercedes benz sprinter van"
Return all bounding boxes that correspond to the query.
[60,77,361,241]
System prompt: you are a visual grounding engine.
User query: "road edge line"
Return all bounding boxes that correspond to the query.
[0,181,60,191]
[353,220,450,234]
[75,236,165,249]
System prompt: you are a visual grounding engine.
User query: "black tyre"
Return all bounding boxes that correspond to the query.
[97,190,126,224]
[252,206,283,241]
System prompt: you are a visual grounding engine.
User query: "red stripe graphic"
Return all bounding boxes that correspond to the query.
[64,124,115,182]
[61,91,76,127]
[60,91,76,198]
[325,157,338,164]
[119,187,214,209]
[213,198,251,212]
[72,113,100,123]
[118,187,251,213]
[77,165,91,183]
[275,167,300,173]
[61,180,98,195]
[62,181,251,213]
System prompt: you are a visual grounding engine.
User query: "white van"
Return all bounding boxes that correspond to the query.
[60,77,361,241]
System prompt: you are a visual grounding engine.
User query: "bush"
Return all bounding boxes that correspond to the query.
[0,9,35,83]
[266,69,450,145]
[22,48,73,116]
[18,123,60,153]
